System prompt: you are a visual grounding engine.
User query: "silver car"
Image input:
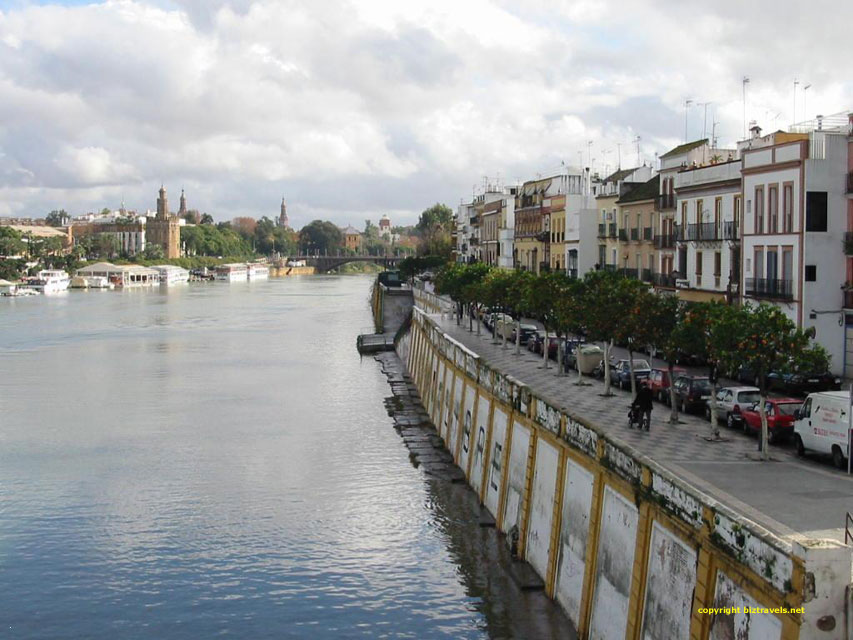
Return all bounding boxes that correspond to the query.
[706,386,761,428]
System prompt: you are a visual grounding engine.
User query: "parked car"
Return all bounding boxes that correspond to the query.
[793,391,850,469]
[705,386,761,428]
[670,375,713,413]
[648,367,686,403]
[609,359,652,390]
[767,371,842,397]
[508,323,538,344]
[528,331,559,358]
[740,397,801,443]
[488,313,514,335]
[484,311,511,332]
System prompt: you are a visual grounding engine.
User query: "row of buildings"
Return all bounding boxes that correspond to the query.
[453,112,853,378]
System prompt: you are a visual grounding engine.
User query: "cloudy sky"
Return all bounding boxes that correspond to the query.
[0,0,851,228]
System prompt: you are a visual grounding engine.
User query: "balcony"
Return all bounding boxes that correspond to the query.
[618,229,628,242]
[469,215,480,225]
[641,268,653,283]
[643,227,653,241]
[657,193,676,210]
[654,234,675,249]
[608,224,617,238]
[567,268,578,279]
[598,223,607,238]
[723,221,740,240]
[653,273,677,288]
[630,228,639,241]
[687,222,721,241]
[674,224,686,242]
[844,290,853,308]
[745,278,793,300]
[602,264,617,272]
[845,232,853,255]
[622,268,638,280]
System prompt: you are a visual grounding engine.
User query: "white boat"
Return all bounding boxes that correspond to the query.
[22,270,70,294]
[153,265,190,286]
[214,263,248,282]
[1,283,39,297]
[71,275,114,289]
[246,263,269,280]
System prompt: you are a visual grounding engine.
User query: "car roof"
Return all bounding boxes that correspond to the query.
[769,398,802,404]
[807,391,849,400]
[719,386,760,393]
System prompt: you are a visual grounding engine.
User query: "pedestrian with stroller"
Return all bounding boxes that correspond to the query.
[630,380,653,431]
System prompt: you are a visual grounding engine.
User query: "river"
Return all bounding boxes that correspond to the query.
[0,275,573,639]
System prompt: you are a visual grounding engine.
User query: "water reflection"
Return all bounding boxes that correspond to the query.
[0,276,572,639]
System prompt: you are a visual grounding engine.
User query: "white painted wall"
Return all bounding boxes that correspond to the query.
[458,386,476,470]
[589,487,638,640]
[502,420,530,536]
[469,395,491,493]
[554,459,594,625]
[709,570,782,639]
[525,439,559,581]
[640,521,698,640]
[447,376,463,457]
[484,407,508,518]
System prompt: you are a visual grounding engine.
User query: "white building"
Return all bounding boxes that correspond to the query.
[498,189,516,270]
[559,168,598,278]
[673,159,742,302]
[740,115,852,376]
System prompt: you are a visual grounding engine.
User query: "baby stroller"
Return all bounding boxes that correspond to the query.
[627,404,650,431]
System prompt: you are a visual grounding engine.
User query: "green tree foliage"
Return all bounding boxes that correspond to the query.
[180,224,252,258]
[416,203,454,258]
[298,220,343,255]
[0,227,26,256]
[45,209,68,226]
[143,243,165,261]
[200,213,214,225]
[578,270,631,395]
[397,255,448,282]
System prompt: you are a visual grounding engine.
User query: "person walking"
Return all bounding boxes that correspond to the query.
[631,380,654,431]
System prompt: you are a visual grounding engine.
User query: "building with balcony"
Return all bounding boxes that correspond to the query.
[616,175,659,284]
[481,200,500,266]
[673,159,742,302]
[740,116,851,376]
[515,175,566,273]
[596,166,654,271]
[498,188,517,270]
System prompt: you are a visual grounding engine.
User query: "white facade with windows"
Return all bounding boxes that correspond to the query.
[741,126,850,375]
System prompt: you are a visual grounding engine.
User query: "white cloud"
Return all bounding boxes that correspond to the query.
[0,0,850,223]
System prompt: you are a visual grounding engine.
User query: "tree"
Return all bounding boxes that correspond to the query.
[645,295,685,423]
[298,220,343,255]
[507,270,536,355]
[0,227,26,257]
[231,217,258,241]
[713,303,829,460]
[579,269,631,396]
[435,263,491,331]
[612,278,655,396]
[416,203,454,258]
[143,243,165,261]
[553,276,588,382]
[45,210,68,227]
[478,269,516,346]
[524,272,572,371]
[200,213,214,225]
[183,209,201,225]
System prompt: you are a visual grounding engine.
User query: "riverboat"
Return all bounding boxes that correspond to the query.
[246,263,269,280]
[153,265,190,286]
[214,263,248,282]
[22,270,71,294]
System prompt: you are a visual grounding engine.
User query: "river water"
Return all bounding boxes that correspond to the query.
[0,275,573,639]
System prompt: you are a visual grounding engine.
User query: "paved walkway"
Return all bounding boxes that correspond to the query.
[437,315,853,543]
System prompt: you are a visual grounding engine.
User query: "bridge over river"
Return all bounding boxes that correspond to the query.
[287,254,401,273]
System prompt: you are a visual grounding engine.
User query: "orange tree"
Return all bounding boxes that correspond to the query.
[505,269,536,354]
[712,303,829,460]
[578,269,632,395]
[644,294,685,423]
[522,271,572,371]
[612,278,656,397]
[554,276,588,382]
[479,268,516,345]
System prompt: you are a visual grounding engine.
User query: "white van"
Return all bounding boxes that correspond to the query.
[793,391,851,469]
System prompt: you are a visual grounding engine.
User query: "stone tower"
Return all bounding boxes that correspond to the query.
[278,197,290,229]
[148,185,181,258]
[178,189,187,216]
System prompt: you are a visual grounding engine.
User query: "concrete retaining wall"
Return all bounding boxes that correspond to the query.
[405,295,852,640]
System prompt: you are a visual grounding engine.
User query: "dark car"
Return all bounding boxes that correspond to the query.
[609,359,652,390]
[562,339,587,371]
[767,371,842,397]
[510,323,538,345]
[648,367,686,402]
[670,375,713,413]
[528,332,559,358]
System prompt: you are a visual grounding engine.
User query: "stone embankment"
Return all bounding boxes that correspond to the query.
[387,284,853,640]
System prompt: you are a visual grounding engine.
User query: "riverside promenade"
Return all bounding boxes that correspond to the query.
[435,313,853,544]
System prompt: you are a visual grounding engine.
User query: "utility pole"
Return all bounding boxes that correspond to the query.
[742,77,750,140]
[684,99,693,142]
[634,136,641,166]
[793,78,799,126]
[616,143,622,170]
[699,102,712,140]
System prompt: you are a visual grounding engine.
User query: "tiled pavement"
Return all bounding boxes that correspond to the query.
[436,315,853,543]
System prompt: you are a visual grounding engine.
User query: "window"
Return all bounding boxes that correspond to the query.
[754,186,764,233]
[806,191,828,231]
[805,265,817,281]
[696,251,703,275]
[782,247,793,283]
[696,199,704,224]
[681,201,687,227]
[714,252,721,276]
[783,183,794,232]
[754,248,764,279]
[768,185,778,233]
[715,197,722,228]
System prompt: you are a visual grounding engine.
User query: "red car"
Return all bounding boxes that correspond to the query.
[648,367,686,402]
[741,398,802,443]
